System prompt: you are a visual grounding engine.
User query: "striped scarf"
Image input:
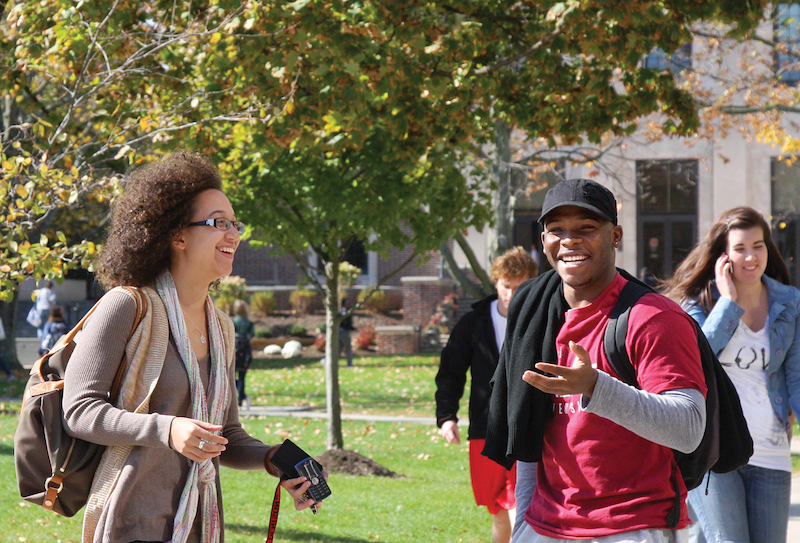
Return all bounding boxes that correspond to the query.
[156,271,229,543]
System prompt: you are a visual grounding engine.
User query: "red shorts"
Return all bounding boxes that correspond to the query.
[469,439,516,514]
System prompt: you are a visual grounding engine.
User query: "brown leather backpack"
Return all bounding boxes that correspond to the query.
[14,286,146,516]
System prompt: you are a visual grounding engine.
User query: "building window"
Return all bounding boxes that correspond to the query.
[312,237,372,282]
[775,3,800,84]
[636,159,698,281]
[771,157,800,285]
[644,43,692,74]
[342,238,369,273]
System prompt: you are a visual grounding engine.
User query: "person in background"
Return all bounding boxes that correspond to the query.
[232,299,255,407]
[0,355,12,381]
[62,151,319,543]
[484,178,706,543]
[339,297,355,367]
[662,206,800,543]
[0,316,13,381]
[34,280,57,338]
[38,305,68,356]
[529,243,542,267]
[436,246,538,543]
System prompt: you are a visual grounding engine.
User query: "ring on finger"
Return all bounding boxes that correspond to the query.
[297,493,308,503]
[198,440,206,451]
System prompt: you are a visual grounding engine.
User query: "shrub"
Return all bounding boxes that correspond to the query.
[357,288,387,313]
[213,293,236,315]
[313,335,326,352]
[254,326,273,338]
[215,275,248,301]
[289,288,316,314]
[354,325,377,349]
[316,322,326,335]
[250,291,276,317]
[422,293,459,335]
[339,261,362,287]
[287,323,307,336]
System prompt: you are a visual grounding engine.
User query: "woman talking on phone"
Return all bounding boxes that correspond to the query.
[62,151,317,543]
[663,206,800,543]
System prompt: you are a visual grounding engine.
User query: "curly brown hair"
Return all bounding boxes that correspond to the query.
[490,246,539,283]
[95,151,222,289]
[661,206,790,312]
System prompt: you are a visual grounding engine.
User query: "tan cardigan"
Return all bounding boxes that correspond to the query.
[61,286,272,543]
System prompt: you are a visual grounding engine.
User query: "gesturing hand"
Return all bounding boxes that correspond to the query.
[522,341,599,398]
[169,417,227,462]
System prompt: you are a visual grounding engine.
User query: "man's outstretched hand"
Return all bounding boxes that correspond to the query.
[522,341,599,398]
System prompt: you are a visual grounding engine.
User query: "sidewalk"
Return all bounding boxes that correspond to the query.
[238,403,436,425]
[790,438,800,540]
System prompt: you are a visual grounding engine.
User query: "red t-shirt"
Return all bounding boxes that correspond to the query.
[526,274,707,538]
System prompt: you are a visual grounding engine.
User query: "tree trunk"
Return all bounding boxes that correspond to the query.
[439,241,485,299]
[488,121,514,260]
[0,290,23,370]
[454,232,494,294]
[323,261,344,450]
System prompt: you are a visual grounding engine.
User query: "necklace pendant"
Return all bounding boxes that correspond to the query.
[200,335,206,344]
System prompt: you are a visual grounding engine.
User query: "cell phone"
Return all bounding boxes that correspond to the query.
[295,457,332,504]
[271,439,331,513]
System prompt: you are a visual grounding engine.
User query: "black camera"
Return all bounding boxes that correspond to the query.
[271,439,331,513]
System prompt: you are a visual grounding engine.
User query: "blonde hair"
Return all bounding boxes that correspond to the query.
[232,299,250,318]
[490,246,538,283]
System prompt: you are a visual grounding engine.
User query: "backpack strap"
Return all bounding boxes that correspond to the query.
[602,278,684,529]
[603,280,653,387]
[108,286,148,402]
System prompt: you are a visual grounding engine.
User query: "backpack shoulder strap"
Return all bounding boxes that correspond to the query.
[603,280,654,388]
[108,286,148,402]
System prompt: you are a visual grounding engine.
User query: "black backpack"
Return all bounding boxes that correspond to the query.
[603,279,753,527]
[234,320,253,371]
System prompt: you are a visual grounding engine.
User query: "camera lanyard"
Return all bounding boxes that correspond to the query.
[266,483,281,543]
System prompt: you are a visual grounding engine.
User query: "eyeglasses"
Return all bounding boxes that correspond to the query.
[187,218,245,235]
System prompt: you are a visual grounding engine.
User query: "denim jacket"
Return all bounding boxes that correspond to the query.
[684,275,800,431]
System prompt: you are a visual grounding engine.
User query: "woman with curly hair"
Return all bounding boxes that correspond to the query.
[662,206,800,543]
[63,151,319,543]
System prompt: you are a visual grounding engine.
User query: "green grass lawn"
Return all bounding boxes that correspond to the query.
[244,353,439,417]
[0,354,493,543]
[2,352,799,542]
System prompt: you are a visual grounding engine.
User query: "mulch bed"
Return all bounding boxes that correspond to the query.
[315,449,404,478]
[251,309,406,358]
[257,310,414,477]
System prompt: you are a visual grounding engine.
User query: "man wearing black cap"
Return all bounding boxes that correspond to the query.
[484,178,707,542]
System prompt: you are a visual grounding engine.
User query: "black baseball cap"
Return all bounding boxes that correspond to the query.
[538,178,617,225]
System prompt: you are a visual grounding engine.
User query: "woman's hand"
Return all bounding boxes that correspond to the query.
[714,253,737,302]
[280,473,329,512]
[169,417,227,462]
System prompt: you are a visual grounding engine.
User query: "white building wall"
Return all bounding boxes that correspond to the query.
[455,224,492,280]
